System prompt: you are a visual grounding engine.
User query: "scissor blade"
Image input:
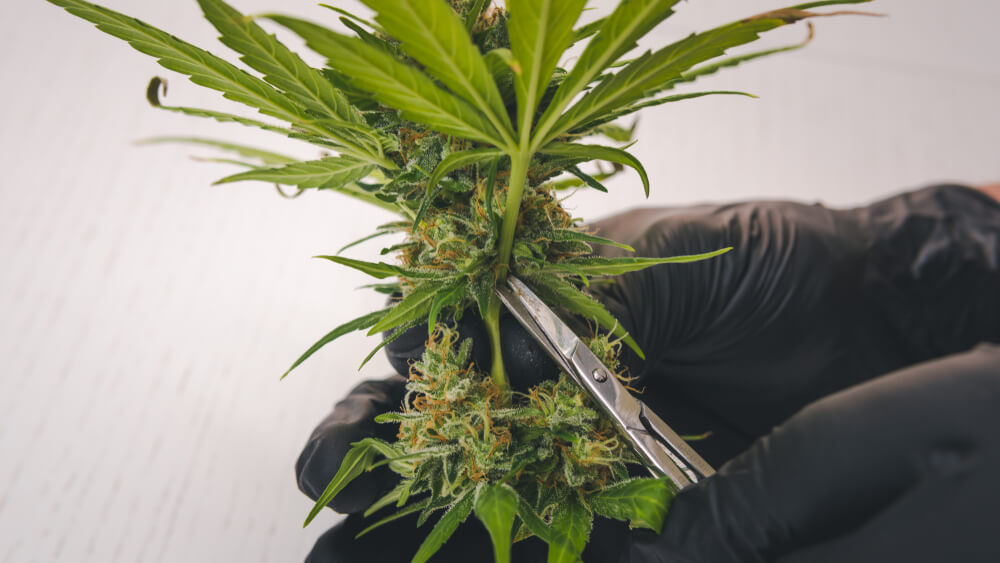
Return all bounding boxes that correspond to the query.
[494,276,714,486]
[494,276,580,358]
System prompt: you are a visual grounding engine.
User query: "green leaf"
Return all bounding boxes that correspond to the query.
[664,25,815,91]
[507,0,586,135]
[546,494,591,563]
[539,143,649,197]
[213,156,373,189]
[48,0,318,129]
[572,91,756,133]
[303,440,379,526]
[197,0,362,129]
[281,308,389,379]
[369,282,446,335]
[362,0,513,142]
[415,148,504,228]
[588,477,675,533]
[550,229,634,253]
[357,498,432,538]
[411,490,476,563]
[464,0,490,30]
[556,3,874,135]
[526,274,644,359]
[515,495,552,543]
[136,136,296,165]
[337,229,400,255]
[316,255,450,281]
[532,0,682,146]
[566,165,608,193]
[428,284,466,336]
[266,15,505,147]
[543,248,732,276]
[474,484,519,563]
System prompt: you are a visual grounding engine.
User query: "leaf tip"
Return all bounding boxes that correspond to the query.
[145,76,167,107]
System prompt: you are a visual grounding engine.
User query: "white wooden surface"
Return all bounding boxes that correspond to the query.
[1,1,997,561]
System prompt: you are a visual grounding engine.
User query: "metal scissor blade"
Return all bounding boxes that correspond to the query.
[494,276,715,487]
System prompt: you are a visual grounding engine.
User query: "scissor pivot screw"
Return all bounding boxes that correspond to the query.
[592,368,608,382]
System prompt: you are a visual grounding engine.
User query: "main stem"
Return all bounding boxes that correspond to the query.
[484,151,531,394]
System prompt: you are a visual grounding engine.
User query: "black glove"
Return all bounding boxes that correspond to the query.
[297,185,1000,561]
[630,343,1000,563]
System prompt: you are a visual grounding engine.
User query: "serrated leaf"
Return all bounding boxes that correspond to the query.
[515,495,553,543]
[546,494,591,563]
[304,440,378,526]
[48,0,318,130]
[588,477,675,533]
[539,143,649,197]
[525,274,644,359]
[369,282,446,335]
[315,255,451,280]
[474,484,519,563]
[556,3,875,136]
[415,148,504,228]
[507,0,586,135]
[428,283,466,336]
[665,25,815,91]
[266,15,505,146]
[411,490,476,563]
[532,0,682,146]
[544,248,731,276]
[214,156,373,189]
[281,308,389,379]
[550,230,634,253]
[566,165,608,193]
[197,0,361,129]
[136,136,296,165]
[467,0,491,28]
[572,91,756,133]
[356,497,432,538]
[362,0,513,141]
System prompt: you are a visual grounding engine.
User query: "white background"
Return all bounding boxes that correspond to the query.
[1,1,998,561]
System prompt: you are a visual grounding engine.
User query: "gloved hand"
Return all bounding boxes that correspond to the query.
[297,184,1000,562]
[631,343,1000,563]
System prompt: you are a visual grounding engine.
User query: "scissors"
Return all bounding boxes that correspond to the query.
[495,275,715,489]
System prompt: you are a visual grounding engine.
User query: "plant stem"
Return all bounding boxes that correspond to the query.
[484,295,507,392]
[496,152,530,279]
[485,151,531,394]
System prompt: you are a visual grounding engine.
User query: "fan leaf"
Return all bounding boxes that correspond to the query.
[556,1,875,135]
[214,156,373,189]
[303,440,379,526]
[362,0,513,143]
[281,308,389,379]
[474,484,519,563]
[507,0,586,136]
[539,143,649,197]
[266,15,505,147]
[546,494,591,563]
[588,477,675,533]
[411,490,476,563]
[48,0,318,129]
[532,0,682,146]
[369,281,447,335]
[315,255,451,281]
[543,248,732,276]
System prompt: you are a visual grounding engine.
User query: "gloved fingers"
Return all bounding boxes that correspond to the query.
[630,343,1000,563]
[296,376,408,514]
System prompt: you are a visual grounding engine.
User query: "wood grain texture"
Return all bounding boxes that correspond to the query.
[1,1,997,561]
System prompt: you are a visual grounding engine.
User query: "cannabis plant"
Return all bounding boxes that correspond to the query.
[49,0,872,560]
